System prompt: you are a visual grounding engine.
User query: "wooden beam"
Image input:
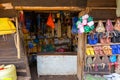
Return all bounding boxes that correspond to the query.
[15,6,84,11]
[87,0,116,7]
[89,9,116,20]
[89,7,116,10]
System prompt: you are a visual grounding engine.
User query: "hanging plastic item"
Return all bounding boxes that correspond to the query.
[28,42,34,49]
[76,14,94,34]
[106,19,113,32]
[46,14,55,29]
[19,11,29,34]
[0,18,16,35]
[19,11,25,24]
[72,17,78,34]
[110,55,117,63]
[96,20,105,33]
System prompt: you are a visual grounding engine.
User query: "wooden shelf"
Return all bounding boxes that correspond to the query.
[85,54,120,57]
[84,71,111,74]
[86,43,120,46]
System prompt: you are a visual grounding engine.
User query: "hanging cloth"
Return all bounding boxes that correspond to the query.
[46,14,55,29]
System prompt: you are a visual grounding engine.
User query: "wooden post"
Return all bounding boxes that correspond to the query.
[15,17,21,59]
[77,33,85,80]
[77,10,87,80]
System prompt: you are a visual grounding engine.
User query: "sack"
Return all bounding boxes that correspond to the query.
[0,18,16,35]
[114,18,120,31]
[96,20,105,33]
[106,19,113,32]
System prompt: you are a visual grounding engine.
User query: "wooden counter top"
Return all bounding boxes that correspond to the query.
[37,52,77,55]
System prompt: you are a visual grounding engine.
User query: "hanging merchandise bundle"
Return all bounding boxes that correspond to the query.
[76,14,94,33]
[0,18,17,80]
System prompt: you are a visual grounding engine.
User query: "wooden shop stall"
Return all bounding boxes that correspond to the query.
[0,4,31,80]
[17,10,79,76]
[7,0,86,78]
[0,0,119,80]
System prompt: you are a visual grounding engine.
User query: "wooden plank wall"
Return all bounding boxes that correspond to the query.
[0,9,17,17]
[87,0,116,7]
[0,0,86,7]
[87,0,117,20]
[89,9,116,20]
[0,34,31,79]
[0,0,117,20]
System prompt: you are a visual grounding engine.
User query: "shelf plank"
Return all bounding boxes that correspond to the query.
[84,71,111,74]
[86,43,120,46]
[85,54,120,57]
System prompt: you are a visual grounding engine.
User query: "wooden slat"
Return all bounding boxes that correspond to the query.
[89,9,116,20]
[87,0,116,7]
[89,7,116,10]
[18,76,31,80]
[0,0,86,7]
[0,62,26,69]
[17,69,27,73]
[15,6,83,11]
[0,9,16,17]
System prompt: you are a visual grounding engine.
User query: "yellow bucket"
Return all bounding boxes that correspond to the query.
[0,64,17,80]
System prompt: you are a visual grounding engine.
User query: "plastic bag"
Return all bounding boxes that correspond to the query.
[0,18,16,35]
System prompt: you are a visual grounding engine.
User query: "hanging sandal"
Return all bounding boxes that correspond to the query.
[98,46,104,55]
[99,32,106,44]
[101,56,110,71]
[86,57,93,72]
[103,46,109,55]
[107,46,112,55]
[92,56,102,72]
[89,46,95,56]
[110,45,118,54]
[93,46,99,55]
[106,32,112,44]
[86,47,91,56]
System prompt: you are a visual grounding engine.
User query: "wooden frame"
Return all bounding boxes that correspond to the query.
[15,6,83,11]
[77,33,86,80]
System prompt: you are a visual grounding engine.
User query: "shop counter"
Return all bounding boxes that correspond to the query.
[37,52,77,76]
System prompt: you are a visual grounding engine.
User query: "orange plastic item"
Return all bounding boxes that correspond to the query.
[22,26,29,34]
[46,14,55,29]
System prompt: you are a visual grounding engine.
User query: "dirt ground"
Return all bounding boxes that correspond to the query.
[30,62,78,80]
